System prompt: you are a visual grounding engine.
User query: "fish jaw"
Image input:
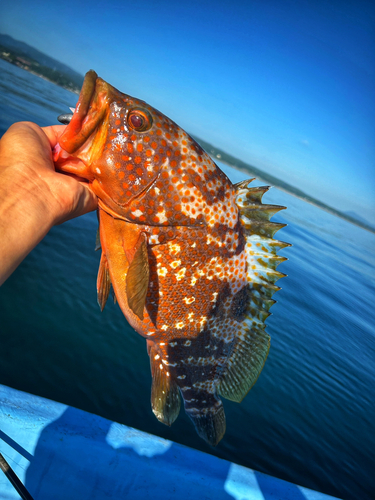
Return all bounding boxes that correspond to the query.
[59,70,112,155]
[54,70,117,183]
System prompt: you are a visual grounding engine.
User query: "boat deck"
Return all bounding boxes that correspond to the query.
[0,385,340,499]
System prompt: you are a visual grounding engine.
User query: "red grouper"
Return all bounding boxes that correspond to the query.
[54,70,289,446]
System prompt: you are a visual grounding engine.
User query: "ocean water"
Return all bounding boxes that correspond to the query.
[0,58,374,500]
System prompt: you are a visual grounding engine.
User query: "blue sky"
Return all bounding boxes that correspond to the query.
[1,0,374,216]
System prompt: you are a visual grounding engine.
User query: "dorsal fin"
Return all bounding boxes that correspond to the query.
[235,179,290,287]
[148,342,181,426]
[126,232,149,321]
[218,179,289,403]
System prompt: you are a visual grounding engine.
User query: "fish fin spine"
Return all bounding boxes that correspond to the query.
[235,179,290,290]
[218,179,288,403]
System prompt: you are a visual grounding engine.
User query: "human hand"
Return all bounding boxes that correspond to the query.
[0,121,98,285]
[0,121,97,225]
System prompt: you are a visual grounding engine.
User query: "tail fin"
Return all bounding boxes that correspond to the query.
[187,403,226,446]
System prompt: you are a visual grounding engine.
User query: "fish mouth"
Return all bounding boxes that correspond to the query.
[55,70,115,182]
[58,70,110,155]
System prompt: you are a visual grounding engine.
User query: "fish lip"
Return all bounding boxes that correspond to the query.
[53,141,94,182]
[58,70,107,154]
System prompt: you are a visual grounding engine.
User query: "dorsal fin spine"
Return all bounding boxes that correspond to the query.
[218,178,289,404]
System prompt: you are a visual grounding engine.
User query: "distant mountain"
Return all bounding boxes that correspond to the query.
[0,33,83,92]
[345,211,375,231]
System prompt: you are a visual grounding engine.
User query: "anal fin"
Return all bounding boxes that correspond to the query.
[219,325,270,403]
[148,342,180,426]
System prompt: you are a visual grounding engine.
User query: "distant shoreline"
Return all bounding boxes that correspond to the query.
[0,55,81,94]
[0,35,83,93]
[193,136,375,235]
[1,53,373,234]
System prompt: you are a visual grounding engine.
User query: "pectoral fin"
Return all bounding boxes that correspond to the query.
[126,233,149,321]
[95,228,101,251]
[97,252,111,311]
[97,208,150,323]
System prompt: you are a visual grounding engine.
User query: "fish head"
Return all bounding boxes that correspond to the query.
[55,70,233,226]
[54,70,160,216]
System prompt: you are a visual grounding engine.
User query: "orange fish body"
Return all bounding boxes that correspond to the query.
[55,71,288,445]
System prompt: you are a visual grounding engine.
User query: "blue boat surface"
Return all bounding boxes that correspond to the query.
[0,384,340,500]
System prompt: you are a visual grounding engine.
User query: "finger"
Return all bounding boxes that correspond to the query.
[1,122,51,164]
[56,182,98,225]
[42,125,67,148]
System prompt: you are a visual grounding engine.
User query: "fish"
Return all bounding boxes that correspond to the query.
[54,70,289,446]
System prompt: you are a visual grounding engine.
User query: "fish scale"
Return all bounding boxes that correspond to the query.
[54,70,289,446]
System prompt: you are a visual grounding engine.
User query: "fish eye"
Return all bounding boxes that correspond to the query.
[127,108,153,132]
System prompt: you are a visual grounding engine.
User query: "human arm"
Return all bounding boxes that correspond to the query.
[0,121,97,285]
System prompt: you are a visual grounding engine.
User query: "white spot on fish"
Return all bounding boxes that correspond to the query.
[157,267,168,277]
[176,268,187,281]
[190,276,198,286]
[183,296,195,305]
[187,312,194,322]
[158,210,167,223]
[96,167,101,174]
[131,209,144,217]
[112,134,127,146]
[169,243,181,254]
[199,316,207,331]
